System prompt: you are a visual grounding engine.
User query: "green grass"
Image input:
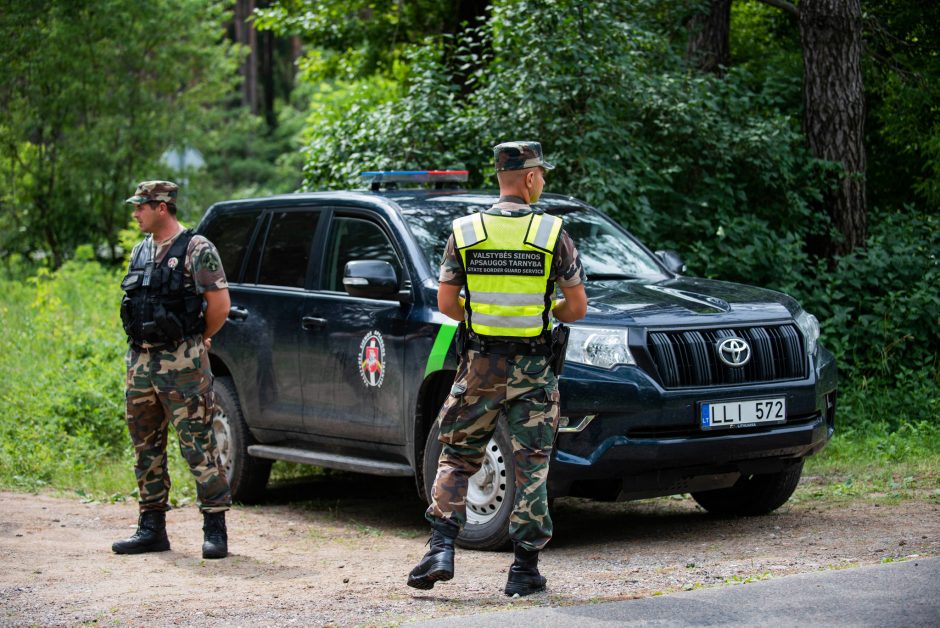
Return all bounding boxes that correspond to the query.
[801,419,940,503]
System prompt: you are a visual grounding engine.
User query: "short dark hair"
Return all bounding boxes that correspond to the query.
[144,199,178,216]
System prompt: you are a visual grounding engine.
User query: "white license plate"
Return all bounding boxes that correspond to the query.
[700,397,786,430]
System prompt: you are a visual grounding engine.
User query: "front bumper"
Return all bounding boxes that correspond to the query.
[548,346,837,499]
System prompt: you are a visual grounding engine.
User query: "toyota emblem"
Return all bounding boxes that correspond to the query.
[717,337,751,367]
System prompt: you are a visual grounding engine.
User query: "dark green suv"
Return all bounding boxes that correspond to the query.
[197,181,837,550]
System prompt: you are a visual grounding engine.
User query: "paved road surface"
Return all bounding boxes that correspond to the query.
[411,557,939,627]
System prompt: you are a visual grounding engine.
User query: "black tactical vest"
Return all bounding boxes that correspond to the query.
[120,229,206,345]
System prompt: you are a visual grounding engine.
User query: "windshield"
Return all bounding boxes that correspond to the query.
[400,200,668,281]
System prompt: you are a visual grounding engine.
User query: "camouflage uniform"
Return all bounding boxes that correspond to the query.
[427,198,585,551]
[123,182,231,514]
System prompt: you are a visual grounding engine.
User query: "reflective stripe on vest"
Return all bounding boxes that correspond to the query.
[453,213,487,248]
[455,211,563,338]
[525,212,563,252]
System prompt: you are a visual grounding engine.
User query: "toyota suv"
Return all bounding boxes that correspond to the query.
[197,172,837,550]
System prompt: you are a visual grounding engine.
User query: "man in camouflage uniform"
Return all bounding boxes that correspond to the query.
[407,142,588,596]
[112,180,233,559]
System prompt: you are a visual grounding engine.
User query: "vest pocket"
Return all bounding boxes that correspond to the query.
[121,271,143,291]
[168,268,183,292]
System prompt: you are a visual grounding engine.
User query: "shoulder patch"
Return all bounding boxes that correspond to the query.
[200,249,221,272]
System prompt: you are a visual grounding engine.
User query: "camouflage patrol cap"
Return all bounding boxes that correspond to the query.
[493,141,555,172]
[125,180,179,205]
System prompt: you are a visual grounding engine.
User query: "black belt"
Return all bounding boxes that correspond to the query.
[467,338,551,357]
[129,336,190,352]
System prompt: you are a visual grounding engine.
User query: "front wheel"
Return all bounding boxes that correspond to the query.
[691,460,804,516]
[423,419,514,551]
[213,376,272,503]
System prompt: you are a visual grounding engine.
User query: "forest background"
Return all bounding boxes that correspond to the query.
[0,0,937,501]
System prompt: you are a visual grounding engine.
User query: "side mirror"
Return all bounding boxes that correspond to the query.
[655,250,686,275]
[343,260,399,299]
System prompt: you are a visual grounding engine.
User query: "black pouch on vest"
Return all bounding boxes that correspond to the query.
[168,268,183,292]
[152,303,184,341]
[121,271,143,291]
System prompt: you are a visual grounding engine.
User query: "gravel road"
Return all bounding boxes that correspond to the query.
[1,473,937,626]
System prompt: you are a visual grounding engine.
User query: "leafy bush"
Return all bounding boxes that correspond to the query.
[794,208,939,383]
[287,0,937,429]
[0,261,126,488]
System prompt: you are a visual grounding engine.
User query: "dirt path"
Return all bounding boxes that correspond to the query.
[1,474,937,626]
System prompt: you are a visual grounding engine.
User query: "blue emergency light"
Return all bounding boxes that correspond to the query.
[361,169,469,191]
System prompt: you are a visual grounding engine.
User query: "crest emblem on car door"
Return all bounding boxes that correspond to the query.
[358,331,386,387]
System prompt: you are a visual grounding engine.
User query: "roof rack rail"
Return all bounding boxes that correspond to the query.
[361,170,469,191]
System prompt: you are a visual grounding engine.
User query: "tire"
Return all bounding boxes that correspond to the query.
[423,419,514,551]
[691,460,804,516]
[213,376,272,504]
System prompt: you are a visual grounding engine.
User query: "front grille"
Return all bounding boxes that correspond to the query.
[647,324,806,388]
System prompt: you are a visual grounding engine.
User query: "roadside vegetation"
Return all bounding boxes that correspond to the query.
[1,0,937,507]
[0,254,936,506]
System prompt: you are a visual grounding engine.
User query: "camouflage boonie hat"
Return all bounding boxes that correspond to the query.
[125,180,179,205]
[493,141,555,172]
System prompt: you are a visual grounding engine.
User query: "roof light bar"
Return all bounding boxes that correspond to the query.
[361,169,469,190]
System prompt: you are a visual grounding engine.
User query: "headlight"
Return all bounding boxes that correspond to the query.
[565,326,635,369]
[795,310,820,355]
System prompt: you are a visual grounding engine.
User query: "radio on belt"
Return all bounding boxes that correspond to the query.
[361,170,469,191]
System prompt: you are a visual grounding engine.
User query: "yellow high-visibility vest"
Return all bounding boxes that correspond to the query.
[453,210,563,338]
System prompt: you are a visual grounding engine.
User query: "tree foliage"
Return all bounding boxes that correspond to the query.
[0,0,241,266]
[263,0,938,394]
[288,1,821,285]
[254,0,489,82]
[862,0,940,209]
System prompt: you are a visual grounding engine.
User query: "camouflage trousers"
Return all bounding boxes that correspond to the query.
[124,336,231,514]
[426,349,560,551]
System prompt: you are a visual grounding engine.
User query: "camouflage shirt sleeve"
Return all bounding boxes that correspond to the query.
[438,234,466,286]
[551,230,585,288]
[186,235,228,294]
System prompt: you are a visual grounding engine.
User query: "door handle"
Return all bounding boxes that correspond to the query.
[228,306,249,321]
[302,316,328,330]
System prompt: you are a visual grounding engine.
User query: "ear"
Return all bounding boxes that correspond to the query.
[525,170,536,187]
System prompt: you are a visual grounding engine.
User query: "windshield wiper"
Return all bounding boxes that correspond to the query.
[586,273,639,281]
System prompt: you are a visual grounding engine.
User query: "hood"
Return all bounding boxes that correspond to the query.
[580,276,801,327]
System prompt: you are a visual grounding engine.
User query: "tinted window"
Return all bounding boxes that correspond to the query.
[560,210,664,279]
[257,210,320,288]
[402,204,668,281]
[200,210,260,282]
[324,216,401,292]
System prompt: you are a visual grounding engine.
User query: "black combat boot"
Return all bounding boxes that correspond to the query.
[112,510,171,554]
[202,511,228,559]
[504,543,547,596]
[407,524,459,590]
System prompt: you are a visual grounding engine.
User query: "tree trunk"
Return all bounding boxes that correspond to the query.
[259,28,276,128]
[235,0,258,115]
[686,0,732,75]
[799,0,866,257]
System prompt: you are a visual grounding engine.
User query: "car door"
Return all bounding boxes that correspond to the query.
[301,208,409,445]
[233,207,322,433]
